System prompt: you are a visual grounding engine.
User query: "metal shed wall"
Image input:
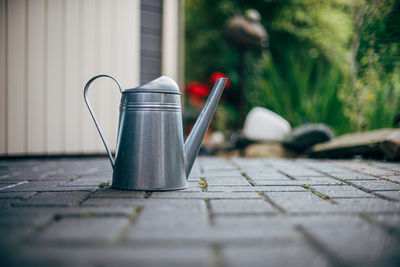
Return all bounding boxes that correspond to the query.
[0,0,181,156]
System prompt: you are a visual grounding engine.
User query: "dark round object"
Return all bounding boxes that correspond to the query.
[283,123,334,152]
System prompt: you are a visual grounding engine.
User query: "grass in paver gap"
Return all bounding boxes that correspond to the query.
[240,172,256,186]
[301,184,335,204]
[144,192,152,198]
[256,191,285,214]
[278,170,296,180]
[313,167,400,202]
[98,180,111,188]
[198,177,208,191]
[70,176,80,182]
[57,176,81,186]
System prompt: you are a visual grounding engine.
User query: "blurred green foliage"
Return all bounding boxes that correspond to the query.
[185,0,400,135]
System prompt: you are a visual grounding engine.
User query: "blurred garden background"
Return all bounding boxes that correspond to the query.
[184,0,400,138]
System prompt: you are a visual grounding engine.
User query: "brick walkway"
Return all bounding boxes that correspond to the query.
[0,157,400,267]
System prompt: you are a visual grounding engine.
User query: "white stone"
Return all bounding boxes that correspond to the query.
[243,107,291,141]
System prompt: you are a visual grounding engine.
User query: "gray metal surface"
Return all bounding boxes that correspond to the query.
[84,75,227,191]
[83,74,123,169]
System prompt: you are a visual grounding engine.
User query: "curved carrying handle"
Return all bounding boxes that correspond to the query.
[83,74,122,169]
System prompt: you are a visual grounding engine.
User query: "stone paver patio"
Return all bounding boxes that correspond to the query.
[0,157,400,266]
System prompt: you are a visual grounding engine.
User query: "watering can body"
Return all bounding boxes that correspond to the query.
[84,75,227,191]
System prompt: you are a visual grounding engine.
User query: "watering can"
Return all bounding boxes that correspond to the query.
[84,75,227,191]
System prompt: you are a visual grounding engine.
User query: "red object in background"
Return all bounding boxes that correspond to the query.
[210,72,230,88]
[186,82,210,97]
[188,95,205,106]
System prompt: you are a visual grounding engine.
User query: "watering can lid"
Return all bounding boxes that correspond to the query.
[124,76,181,94]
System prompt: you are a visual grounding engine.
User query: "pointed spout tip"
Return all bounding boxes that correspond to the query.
[184,78,228,177]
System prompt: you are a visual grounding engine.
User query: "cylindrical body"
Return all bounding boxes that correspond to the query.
[112,91,186,191]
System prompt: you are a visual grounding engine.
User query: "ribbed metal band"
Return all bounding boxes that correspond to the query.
[120,103,181,112]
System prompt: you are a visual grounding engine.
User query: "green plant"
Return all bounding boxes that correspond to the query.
[247,50,351,134]
[185,0,400,135]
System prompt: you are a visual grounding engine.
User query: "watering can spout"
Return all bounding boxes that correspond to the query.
[184,78,228,178]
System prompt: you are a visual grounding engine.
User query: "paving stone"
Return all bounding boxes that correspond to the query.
[0,226,37,247]
[91,188,145,198]
[183,182,204,192]
[210,199,275,214]
[254,180,306,186]
[254,185,307,192]
[301,218,400,266]
[214,214,277,227]
[60,175,111,186]
[291,176,341,185]
[13,191,92,207]
[0,207,57,226]
[206,185,256,192]
[279,168,323,177]
[333,198,400,213]
[0,198,21,209]
[332,160,397,176]
[265,191,334,214]
[152,191,261,199]
[348,180,400,191]
[49,185,99,191]
[371,162,400,172]
[0,191,36,199]
[132,199,208,229]
[255,179,339,186]
[370,214,400,229]
[328,172,378,180]
[0,206,135,223]
[311,185,373,198]
[243,170,289,180]
[127,223,301,245]
[1,157,400,267]
[81,197,146,207]
[37,217,129,243]
[9,246,210,267]
[223,244,330,267]
[187,175,202,182]
[381,175,400,183]
[247,175,292,181]
[1,181,61,192]
[374,191,400,201]
[205,177,249,186]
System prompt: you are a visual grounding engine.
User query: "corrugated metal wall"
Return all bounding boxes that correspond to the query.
[0,0,141,155]
[140,0,162,84]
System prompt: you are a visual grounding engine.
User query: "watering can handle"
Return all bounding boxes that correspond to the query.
[83,74,122,169]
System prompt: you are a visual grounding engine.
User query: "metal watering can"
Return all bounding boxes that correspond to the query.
[84,75,227,191]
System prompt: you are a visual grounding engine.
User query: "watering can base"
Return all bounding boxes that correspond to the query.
[111,183,188,192]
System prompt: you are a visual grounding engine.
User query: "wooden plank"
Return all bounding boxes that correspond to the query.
[7,0,27,154]
[380,131,400,160]
[64,0,81,153]
[0,0,7,154]
[310,129,400,160]
[27,0,46,154]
